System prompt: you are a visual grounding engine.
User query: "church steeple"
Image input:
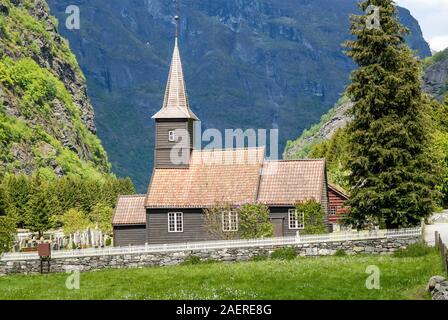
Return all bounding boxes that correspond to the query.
[152,16,198,120]
[152,15,198,169]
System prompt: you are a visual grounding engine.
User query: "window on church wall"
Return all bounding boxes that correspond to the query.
[222,211,238,232]
[288,209,304,230]
[168,130,176,142]
[168,212,183,232]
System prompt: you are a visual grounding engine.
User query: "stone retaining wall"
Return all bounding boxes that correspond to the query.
[0,236,420,275]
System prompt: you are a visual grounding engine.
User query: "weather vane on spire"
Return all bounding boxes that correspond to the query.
[174,15,180,38]
[174,0,180,38]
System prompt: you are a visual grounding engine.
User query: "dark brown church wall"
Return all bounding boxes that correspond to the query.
[147,208,208,244]
[155,119,193,168]
[269,207,298,237]
[113,225,147,246]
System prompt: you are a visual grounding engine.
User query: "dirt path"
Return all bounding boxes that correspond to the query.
[425,224,448,245]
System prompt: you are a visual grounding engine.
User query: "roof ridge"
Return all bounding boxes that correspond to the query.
[118,194,147,198]
[194,146,265,152]
[264,158,325,162]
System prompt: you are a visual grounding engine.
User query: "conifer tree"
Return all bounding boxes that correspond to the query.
[344,0,441,228]
[25,174,60,237]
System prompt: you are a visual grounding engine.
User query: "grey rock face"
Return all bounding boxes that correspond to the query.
[284,101,353,159]
[46,0,430,192]
[284,52,448,160]
[423,56,448,101]
[0,0,109,176]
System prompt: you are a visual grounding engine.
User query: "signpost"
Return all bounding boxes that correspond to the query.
[38,243,51,273]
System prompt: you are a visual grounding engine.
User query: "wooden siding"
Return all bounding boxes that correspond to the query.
[154,148,191,168]
[269,207,298,237]
[320,168,332,231]
[113,225,147,246]
[328,187,349,223]
[147,208,209,244]
[155,119,193,168]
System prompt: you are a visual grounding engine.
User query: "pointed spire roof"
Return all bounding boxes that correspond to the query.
[152,35,199,120]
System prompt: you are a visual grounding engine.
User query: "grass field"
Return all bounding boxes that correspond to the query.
[0,249,442,300]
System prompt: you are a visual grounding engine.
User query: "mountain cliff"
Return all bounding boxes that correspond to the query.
[0,0,110,179]
[284,48,448,161]
[45,0,430,191]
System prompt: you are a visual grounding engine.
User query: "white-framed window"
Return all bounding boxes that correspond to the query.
[288,209,304,230]
[168,212,183,232]
[222,211,238,232]
[168,130,176,142]
[329,206,338,216]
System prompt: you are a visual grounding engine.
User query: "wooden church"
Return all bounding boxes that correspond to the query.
[112,22,348,246]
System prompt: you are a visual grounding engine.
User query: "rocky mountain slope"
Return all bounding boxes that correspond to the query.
[284,48,448,160]
[46,0,430,191]
[0,0,110,179]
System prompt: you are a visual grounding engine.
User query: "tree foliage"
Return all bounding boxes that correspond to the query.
[25,173,60,237]
[90,202,114,234]
[343,0,442,229]
[0,173,135,236]
[295,200,327,235]
[0,215,15,254]
[61,208,92,235]
[238,203,273,239]
[204,202,238,240]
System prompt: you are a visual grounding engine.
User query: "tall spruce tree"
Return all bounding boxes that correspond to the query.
[344,0,441,229]
[25,174,60,237]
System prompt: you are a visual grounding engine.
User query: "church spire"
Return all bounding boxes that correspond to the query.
[152,16,198,120]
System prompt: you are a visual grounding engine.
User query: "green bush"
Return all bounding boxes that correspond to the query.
[270,247,297,260]
[295,200,327,235]
[333,249,347,257]
[250,253,269,261]
[238,203,273,239]
[393,242,434,258]
[181,254,202,265]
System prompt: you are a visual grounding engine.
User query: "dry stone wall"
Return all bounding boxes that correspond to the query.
[0,236,420,275]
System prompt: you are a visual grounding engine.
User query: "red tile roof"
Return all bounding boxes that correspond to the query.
[114,150,328,225]
[112,195,147,225]
[145,148,265,208]
[257,159,326,205]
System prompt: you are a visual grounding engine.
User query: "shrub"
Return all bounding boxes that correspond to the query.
[238,203,273,239]
[270,247,297,260]
[393,242,434,258]
[295,199,327,235]
[181,254,202,265]
[250,253,269,262]
[204,202,238,240]
[333,249,347,257]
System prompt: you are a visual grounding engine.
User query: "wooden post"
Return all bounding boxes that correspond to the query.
[435,231,439,249]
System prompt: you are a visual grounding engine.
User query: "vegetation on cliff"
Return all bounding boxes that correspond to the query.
[0,0,135,247]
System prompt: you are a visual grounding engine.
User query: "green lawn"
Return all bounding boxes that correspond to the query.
[0,252,442,300]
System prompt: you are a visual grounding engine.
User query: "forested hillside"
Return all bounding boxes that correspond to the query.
[0,0,110,179]
[284,48,448,204]
[0,0,134,244]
